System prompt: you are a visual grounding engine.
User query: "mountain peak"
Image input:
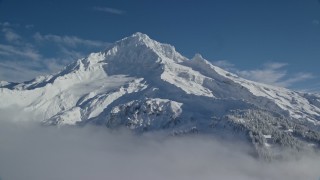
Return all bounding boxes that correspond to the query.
[104,32,186,65]
[115,32,153,47]
[131,32,150,40]
[2,33,320,159]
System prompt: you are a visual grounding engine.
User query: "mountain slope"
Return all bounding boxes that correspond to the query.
[1,32,320,158]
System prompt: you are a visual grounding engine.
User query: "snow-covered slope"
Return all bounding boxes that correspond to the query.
[1,32,320,158]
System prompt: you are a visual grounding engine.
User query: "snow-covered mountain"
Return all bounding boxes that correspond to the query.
[1,32,320,158]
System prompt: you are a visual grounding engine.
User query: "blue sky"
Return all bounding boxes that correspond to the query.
[0,0,319,92]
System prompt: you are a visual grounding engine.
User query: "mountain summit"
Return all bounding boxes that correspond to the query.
[1,33,320,158]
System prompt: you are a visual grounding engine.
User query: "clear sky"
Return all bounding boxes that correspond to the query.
[0,0,319,92]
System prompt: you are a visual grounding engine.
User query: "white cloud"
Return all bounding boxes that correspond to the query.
[0,62,48,82]
[2,27,21,43]
[237,63,288,86]
[279,72,314,87]
[93,6,125,15]
[0,112,319,180]
[264,62,287,69]
[34,32,109,48]
[213,61,314,88]
[0,21,13,27]
[0,22,110,82]
[0,22,22,44]
[237,62,314,87]
[0,44,41,61]
[212,60,235,70]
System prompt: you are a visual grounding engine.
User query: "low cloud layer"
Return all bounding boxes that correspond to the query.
[0,110,319,180]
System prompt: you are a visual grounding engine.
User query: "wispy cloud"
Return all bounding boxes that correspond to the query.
[33,32,109,48]
[2,28,21,43]
[0,22,22,44]
[278,72,314,87]
[0,22,110,82]
[237,62,314,87]
[212,60,235,69]
[213,61,314,88]
[0,62,55,82]
[0,22,13,27]
[237,62,288,85]
[93,6,125,15]
[0,44,41,61]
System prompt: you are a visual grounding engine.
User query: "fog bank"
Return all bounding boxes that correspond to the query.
[0,116,319,180]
